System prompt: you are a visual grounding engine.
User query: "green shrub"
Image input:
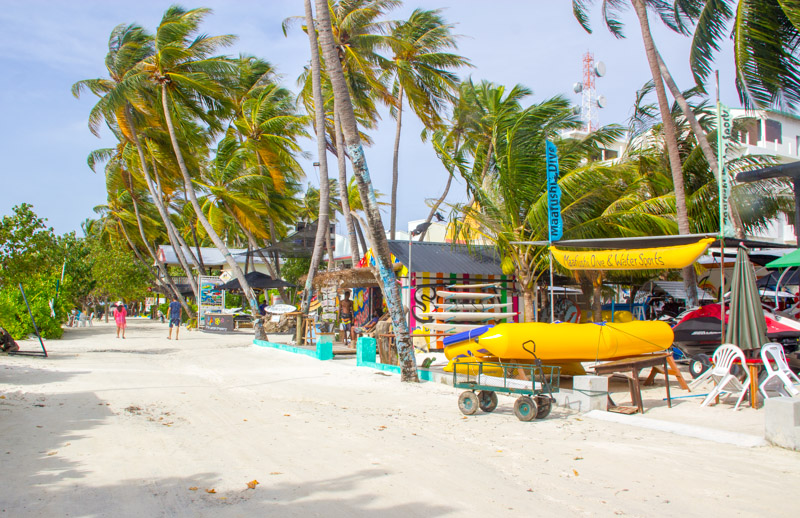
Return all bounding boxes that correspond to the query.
[0,275,65,339]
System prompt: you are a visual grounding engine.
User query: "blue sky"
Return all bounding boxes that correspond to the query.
[0,1,739,236]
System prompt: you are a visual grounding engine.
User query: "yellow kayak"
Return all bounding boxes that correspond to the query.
[443,321,673,363]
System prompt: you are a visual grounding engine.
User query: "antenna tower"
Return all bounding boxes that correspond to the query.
[572,51,606,132]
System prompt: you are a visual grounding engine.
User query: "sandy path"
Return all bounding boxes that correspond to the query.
[1,319,798,517]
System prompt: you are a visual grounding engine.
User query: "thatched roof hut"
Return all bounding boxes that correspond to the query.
[300,267,382,290]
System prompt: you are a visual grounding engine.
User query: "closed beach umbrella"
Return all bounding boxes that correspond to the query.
[725,247,767,351]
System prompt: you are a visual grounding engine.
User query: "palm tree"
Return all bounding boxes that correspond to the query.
[72,23,205,303]
[573,0,698,306]
[453,93,628,320]
[136,6,260,316]
[385,8,470,238]
[676,0,800,111]
[301,0,335,322]
[315,0,418,382]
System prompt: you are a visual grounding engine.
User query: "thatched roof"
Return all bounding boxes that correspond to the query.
[300,267,381,289]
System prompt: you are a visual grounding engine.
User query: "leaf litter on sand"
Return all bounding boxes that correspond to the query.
[246,480,259,489]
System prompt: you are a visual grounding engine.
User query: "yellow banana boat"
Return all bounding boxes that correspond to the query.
[443,321,674,366]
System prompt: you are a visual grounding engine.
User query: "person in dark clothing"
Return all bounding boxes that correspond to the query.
[0,326,19,352]
[167,296,182,340]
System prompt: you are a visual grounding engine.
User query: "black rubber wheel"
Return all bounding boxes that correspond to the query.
[535,396,552,419]
[458,391,479,415]
[689,353,711,379]
[514,396,538,422]
[478,391,498,412]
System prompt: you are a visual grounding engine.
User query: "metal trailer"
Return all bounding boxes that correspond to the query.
[452,360,560,421]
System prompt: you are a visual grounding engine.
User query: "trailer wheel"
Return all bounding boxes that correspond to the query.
[458,391,479,415]
[514,396,538,422]
[478,391,498,412]
[535,396,552,419]
[689,353,711,379]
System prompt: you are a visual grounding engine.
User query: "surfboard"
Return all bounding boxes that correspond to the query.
[265,304,297,314]
[416,311,517,322]
[421,322,485,333]
[432,302,513,311]
[436,291,498,300]
[447,282,503,289]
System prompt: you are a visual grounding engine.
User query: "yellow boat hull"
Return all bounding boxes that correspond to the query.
[444,321,673,364]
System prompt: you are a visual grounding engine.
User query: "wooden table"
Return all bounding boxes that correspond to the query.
[735,358,765,409]
[592,353,672,413]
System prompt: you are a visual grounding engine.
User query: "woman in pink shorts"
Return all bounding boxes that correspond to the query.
[113,300,127,339]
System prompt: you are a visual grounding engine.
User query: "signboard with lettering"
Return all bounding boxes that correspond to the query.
[716,102,734,237]
[550,238,714,271]
[545,140,563,242]
[203,313,234,333]
[199,275,225,329]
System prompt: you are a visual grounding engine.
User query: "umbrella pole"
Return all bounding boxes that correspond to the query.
[720,241,725,343]
[775,267,791,309]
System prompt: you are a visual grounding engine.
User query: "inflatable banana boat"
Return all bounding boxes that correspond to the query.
[443,321,674,374]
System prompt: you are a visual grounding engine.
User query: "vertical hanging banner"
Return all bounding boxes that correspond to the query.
[716,102,734,237]
[545,140,563,242]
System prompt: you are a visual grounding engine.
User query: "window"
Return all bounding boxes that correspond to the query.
[746,121,761,144]
[602,149,618,160]
[765,118,782,143]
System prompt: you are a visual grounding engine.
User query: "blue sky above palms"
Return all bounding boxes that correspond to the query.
[0,0,738,235]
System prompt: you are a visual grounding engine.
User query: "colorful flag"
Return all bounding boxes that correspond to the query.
[545,140,563,242]
[716,102,734,237]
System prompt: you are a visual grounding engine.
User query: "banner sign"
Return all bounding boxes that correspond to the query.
[199,275,225,329]
[550,238,714,270]
[716,103,734,237]
[545,140,563,242]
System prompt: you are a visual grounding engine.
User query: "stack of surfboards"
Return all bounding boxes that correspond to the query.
[419,283,517,334]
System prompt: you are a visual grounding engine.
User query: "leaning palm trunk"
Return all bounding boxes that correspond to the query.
[334,104,361,261]
[124,188,193,319]
[300,0,333,343]
[656,51,745,239]
[632,0,698,307]
[128,126,199,301]
[151,162,207,274]
[419,167,454,242]
[159,84,259,317]
[315,0,418,382]
[118,217,178,304]
[390,85,404,239]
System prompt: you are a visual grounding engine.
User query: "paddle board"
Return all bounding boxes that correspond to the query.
[422,322,484,333]
[432,302,512,311]
[437,291,498,300]
[447,282,503,289]
[417,311,517,322]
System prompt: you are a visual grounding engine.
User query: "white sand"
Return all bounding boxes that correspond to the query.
[1,319,798,517]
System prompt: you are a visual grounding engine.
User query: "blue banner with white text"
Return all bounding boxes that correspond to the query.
[545,140,563,242]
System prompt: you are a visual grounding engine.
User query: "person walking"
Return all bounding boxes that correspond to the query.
[113,300,127,339]
[338,290,355,346]
[167,295,182,340]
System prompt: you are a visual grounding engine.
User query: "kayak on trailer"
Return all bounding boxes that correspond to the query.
[436,291,498,300]
[443,320,674,363]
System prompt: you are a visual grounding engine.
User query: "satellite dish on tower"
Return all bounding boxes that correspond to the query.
[594,61,606,77]
[573,82,583,94]
[571,105,581,115]
[596,95,607,109]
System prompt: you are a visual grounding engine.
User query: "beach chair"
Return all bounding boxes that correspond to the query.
[701,344,750,411]
[759,343,800,399]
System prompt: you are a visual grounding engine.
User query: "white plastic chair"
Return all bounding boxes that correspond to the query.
[701,344,751,411]
[759,343,800,398]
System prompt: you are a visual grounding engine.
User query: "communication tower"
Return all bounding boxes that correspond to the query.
[572,52,606,132]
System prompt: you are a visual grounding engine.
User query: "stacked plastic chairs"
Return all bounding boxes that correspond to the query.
[759,343,800,399]
[699,344,751,411]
